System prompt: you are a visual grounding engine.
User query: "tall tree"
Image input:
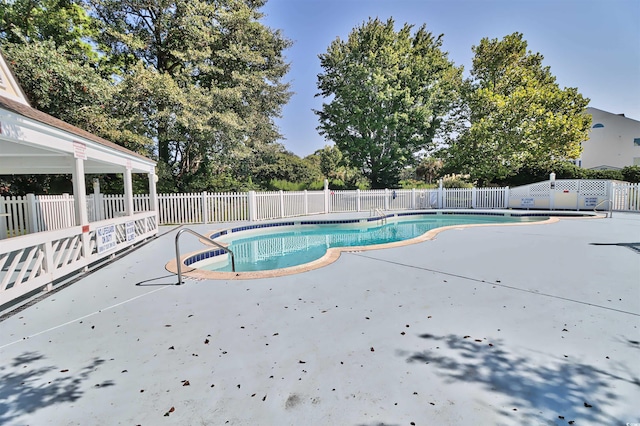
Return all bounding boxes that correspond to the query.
[0,1,154,195]
[0,0,99,64]
[87,0,292,186]
[416,156,442,184]
[315,18,461,188]
[3,39,153,154]
[316,145,343,180]
[441,33,591,185]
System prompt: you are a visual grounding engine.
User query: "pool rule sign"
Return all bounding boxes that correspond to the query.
[96,224,117,254]
[126,221,136,242]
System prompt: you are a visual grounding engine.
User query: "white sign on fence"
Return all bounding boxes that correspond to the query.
[584,197,598,208]
[97,224,116,254]
[520,198,535,208]
[126,221,135,242]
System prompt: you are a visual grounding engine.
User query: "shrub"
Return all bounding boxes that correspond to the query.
[268,179,307,191]
[621,166,640,183]
[442,175,473,188]
[399,179,437,189]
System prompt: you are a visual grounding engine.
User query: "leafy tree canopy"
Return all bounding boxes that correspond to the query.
[441,32,591,185]
[0,0,100,64]
[87,0,292,185]
[415,156,443,184]
[315,17,462,188]
[315,145,343,180]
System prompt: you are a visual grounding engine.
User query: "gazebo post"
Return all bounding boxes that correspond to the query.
[124,167,134,216]
[72,155,90,266]
[148,170,159,223]
[72,156,89,226]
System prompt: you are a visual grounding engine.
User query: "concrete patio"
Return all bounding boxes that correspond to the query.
[1,212,639,425]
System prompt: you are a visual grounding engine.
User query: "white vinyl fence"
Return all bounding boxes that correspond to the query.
[1,194,77,237]
[612,182,640,211]
[3,181,640,239]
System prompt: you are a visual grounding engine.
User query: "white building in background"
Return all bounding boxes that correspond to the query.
[577,107,640,170]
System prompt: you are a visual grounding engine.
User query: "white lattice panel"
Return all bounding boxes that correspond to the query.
[528,182,550,198]
[555,180,579,192]
[579,180,607,196]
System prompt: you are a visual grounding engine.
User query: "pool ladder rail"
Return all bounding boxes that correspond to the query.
[370,208,388,224]
[593,199,613,218]
[175,227,236,284]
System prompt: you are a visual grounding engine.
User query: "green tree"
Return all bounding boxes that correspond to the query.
[316,18,461,188]
[305,145,367,189]
[87,0,292,186]
[415,156,443,184]
[316,145,343,179]
[250,146,322,188]
[0,2,152,195]
[3,40,153,154]
[0,40,156,196]
[0,0,99,64]
[442,33,591,185]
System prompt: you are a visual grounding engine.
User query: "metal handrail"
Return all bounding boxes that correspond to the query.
[370,208,387,224]
[175,228,235,284]
[594,199,613,218]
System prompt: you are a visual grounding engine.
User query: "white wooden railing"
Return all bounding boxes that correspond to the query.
[0,211,158,306]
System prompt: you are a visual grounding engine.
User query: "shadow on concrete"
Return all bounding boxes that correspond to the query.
[589,242,640,253]
[399,333,638,424]
[0,352,112,424]
[134,274,180,286]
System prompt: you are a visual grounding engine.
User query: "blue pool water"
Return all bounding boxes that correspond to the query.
[197,214,546,272]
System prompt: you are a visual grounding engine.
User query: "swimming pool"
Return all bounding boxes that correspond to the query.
[176,211,555,277]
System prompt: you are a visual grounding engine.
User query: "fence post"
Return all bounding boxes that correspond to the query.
[504,186,510,208]
[0,196,7,239]
[615,182,622,211]
[26,193,39,233]
[202,191,208,224]
[44,240,55,292]
[62,193,72,227]
[248,191,257,221]
[96,192,103,222]
[279,190,285,218]
[304,190,309,215]
[384,189,390,210]
[549,173,556,211]
[471,187,477,209]
[607,181,614,216]
[324,179,329,214]
[411,188,416,210]
[356,189,361,212]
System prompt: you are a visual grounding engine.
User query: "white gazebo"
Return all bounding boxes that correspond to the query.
[0,51,159,307]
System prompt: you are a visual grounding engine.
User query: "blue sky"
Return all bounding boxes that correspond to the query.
[260,0,640,158]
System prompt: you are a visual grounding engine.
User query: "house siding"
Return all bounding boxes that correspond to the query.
[580,107,640,170]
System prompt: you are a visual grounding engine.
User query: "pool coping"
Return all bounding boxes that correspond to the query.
[165,210,601,280]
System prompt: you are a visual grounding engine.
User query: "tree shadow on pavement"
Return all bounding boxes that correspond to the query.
[0,351,112,424]
[398,333,640,425]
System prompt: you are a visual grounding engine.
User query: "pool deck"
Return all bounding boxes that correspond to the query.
[1,211,639,425]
